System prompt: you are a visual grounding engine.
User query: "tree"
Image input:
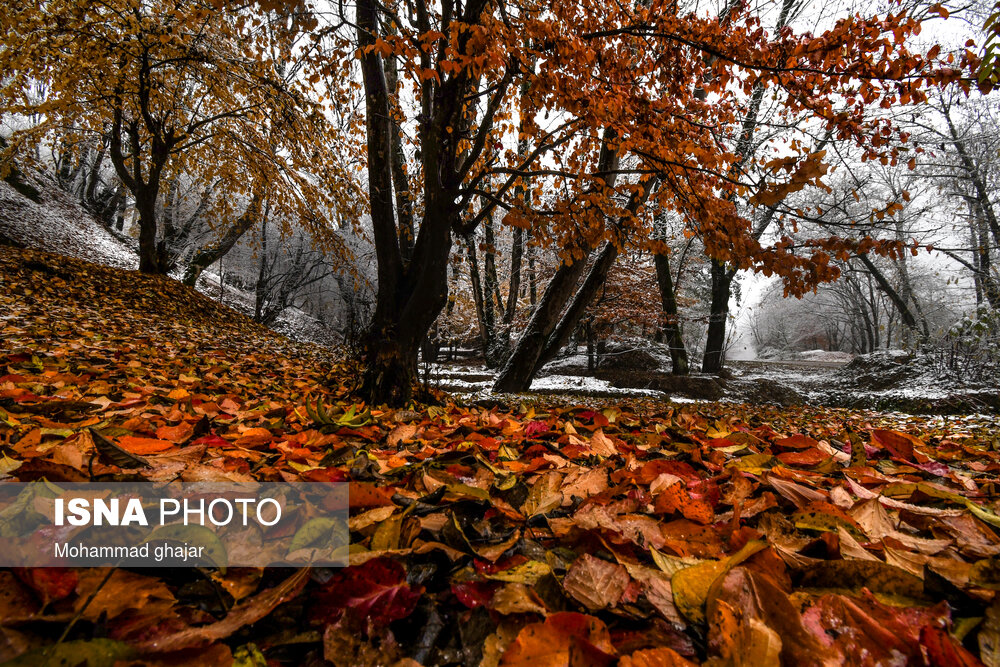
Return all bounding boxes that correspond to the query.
[0,0,360,274]
[253,215,332,326]
[340,0,969,403]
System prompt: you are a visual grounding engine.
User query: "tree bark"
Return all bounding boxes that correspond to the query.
[974,202,1000,309]
[653,249,689,374]
[856,252,920,334]
[464,231,495,358]
[83,141,107,210]
[483,217,502,316]
[702,259,732,373]
[505,227,523,323]
[384,53,414,265]
[134,189,163,273]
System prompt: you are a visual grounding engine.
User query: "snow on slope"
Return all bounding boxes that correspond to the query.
[0,173,340,347]
[0,175,137,270]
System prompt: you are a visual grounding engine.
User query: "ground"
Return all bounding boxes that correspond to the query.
[431,353,1000,415]
[3,244,1000,665]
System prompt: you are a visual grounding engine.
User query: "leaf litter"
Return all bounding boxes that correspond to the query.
[2,246,1000,664]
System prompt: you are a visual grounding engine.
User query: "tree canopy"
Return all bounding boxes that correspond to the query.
[0,0,362,272]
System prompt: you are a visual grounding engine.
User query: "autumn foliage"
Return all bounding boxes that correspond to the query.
[0,0,362,273]
[0,0,983,402]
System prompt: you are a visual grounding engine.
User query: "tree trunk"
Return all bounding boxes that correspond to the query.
[534,240,621,372]
[506,227,523,323]
[492,252,591,392]
[527,251,537,305]
[108,102,171,275]
[893,219,929,339]
[183,192,263,287]
[653,250,689,375]
[494,176,655,392]
[255,217,270,323]
[483,218,503,316]
[464,231,495,358]
[856,252,920,334]
[83,142,107,209]
[134,188,163,274]
[356,0,418,405]
[384,53,414,265]
[702,260,732,373]
[356,0,499,405]
[974,202,1000,309]
[945,108,1000,250]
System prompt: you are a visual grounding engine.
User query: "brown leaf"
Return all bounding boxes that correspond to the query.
[563,554,630,610]
[491,583,549,616]
[74,569,175,623]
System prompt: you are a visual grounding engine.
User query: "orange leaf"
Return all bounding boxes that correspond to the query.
[117,436,175,454]
[501,612,615,666]
[155,422,195,443]
[350,482,396,509]
[235,427,273,447]
[620,648,697,667]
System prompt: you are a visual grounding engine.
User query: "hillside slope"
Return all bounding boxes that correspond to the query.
[1,245,337,405]
[0,173,342,345]
[0,175,137,270]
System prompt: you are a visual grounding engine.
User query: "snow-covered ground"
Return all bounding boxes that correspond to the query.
[427,351,999,415]
[0,176,137,269]
[796,349,855,363]
[425,363,667,399]
[190,270,341,347]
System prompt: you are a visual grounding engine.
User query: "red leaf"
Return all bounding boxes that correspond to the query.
[920,626,983,667]
[300,467,349,483]
[525,420,550,438]
[635,460,700,484]
[772,434,819,450]
[801,592,950,664]
[451,580,499,609]
[312,557,422,628]
[190,433,229,448]
[870,429,925,462]
[14,567,78,603]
